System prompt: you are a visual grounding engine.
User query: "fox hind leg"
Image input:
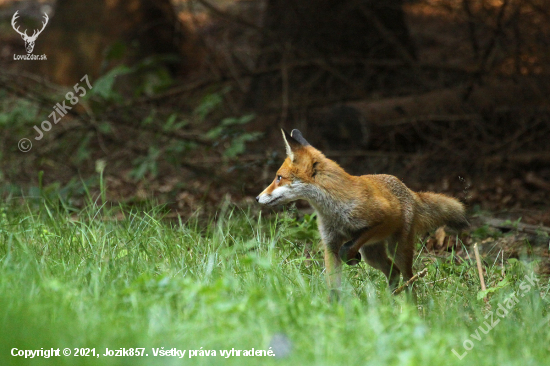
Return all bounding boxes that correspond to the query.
[390,236,414,283]
[388,232,418,302]
[360,243,400,291]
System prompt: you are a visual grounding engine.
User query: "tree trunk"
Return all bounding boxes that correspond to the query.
[247,0,416,110]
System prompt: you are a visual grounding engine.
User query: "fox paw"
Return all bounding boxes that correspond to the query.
[339,241,361,265]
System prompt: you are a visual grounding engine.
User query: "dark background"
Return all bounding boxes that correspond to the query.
[0,0,549,225]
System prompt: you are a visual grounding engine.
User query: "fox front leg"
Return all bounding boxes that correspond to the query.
[338,240,362,265]
[338,227,379,266]
[338,240,361,266]
[323,243,343,301]
[338,225,394,266]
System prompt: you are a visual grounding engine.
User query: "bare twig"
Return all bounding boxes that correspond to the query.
[355,2,416,65]
[462,0,480,59]
[483,152,550,165]
[473,243,487,296]
[463,0,510,99]
[280,44,290,124]
[525,172,550,192]
[354,1,430,90]
[392,268,428,295]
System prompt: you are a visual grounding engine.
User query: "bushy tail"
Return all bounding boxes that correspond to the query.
[414,192,469,234]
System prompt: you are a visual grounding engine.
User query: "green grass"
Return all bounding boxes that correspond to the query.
[0,199,549,365]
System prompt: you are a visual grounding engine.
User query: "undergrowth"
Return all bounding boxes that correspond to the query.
[0,198,548,365]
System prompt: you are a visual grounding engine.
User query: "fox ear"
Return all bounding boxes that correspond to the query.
[290,129,310,146]
[281,129,304,162]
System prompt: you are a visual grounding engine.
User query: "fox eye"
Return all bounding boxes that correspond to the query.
[276,175,282,182]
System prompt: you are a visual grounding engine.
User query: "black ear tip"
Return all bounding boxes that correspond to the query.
[289,129,310,146]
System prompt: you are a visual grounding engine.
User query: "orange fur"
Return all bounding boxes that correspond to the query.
[257,129,468,298]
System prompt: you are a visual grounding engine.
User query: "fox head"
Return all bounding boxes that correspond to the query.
[256,129,322,206]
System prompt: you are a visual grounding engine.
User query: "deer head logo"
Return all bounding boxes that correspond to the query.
[11,11,49,54]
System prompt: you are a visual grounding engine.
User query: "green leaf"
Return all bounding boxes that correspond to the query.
[130,146,160,180]
[223,132,261,158]
[89,65,133,101]
[476,278,510,300]
[163,113,178,131]
[221,114,255,126]
[194,93,224,120]
[205,126,224,139]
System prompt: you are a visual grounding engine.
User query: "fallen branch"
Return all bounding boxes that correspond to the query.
[525,172,550,192]
[482,217,550,235]
[392,268,428,295]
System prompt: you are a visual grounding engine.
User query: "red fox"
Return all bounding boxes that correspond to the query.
[256,129,468,297]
